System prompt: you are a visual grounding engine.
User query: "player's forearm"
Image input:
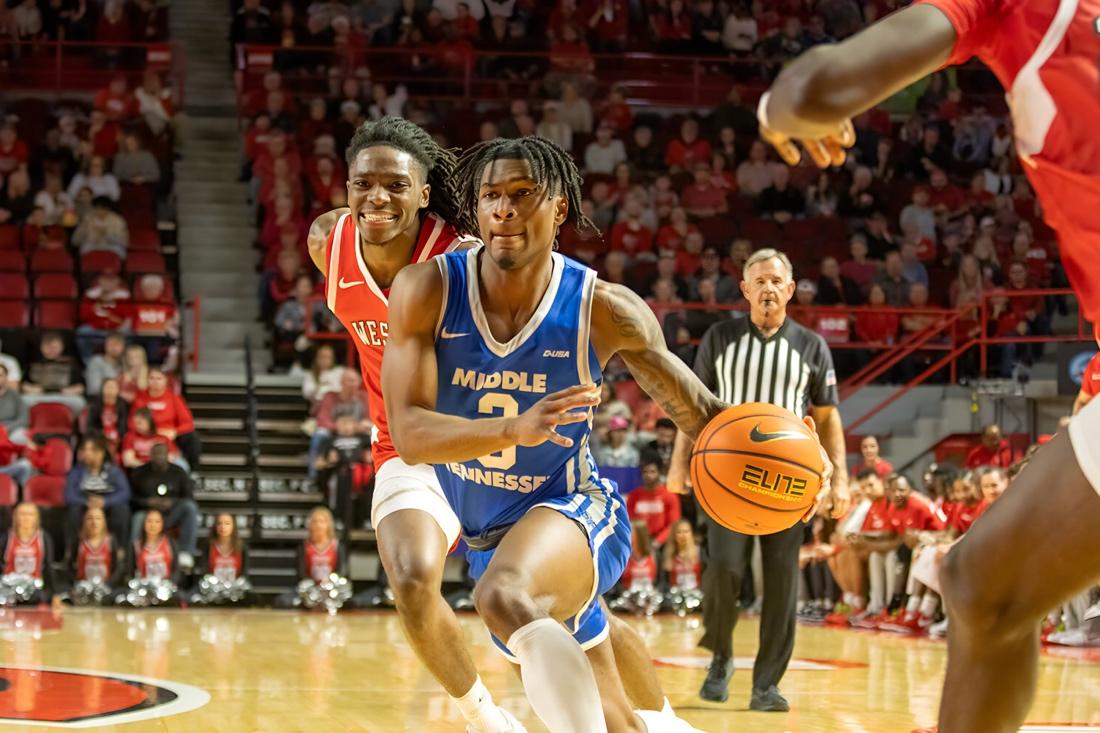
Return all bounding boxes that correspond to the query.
[815,407,848,483]
[390,405,517,466]
[667,430,692,491]
[630,350,726,440]
[764,5,954,138]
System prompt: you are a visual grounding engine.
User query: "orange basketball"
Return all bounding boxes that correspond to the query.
[690,402,825,536]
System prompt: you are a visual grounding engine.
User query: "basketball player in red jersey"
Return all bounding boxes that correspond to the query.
[755,3,1100,731]
[1072,345,1100,415]
[306,117,672,732]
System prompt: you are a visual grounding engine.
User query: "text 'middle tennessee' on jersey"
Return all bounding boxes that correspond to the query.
[324,212,466,468]
[432,247,611,541]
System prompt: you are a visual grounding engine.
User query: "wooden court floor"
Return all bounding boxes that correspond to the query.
[0,606,1096,732]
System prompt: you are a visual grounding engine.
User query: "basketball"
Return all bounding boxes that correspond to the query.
[690,402,825,536]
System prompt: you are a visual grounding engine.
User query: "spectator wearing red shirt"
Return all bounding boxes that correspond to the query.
[680,164,729,219]
[944,473,989,536]
[94,76,136,124]
[121,407,181,469]
[664,118,712,172]
[0,122,29,176]
[1073,350,1100,416]
[652,0,693,50]
[131,274,179,365]
[585,0,629,51]
[626,460,681,546]
[840,234,878,293]
[854,284,899,347]
[130,369,200,470]
[884,476,946,534]
[966,171,995,212]
[87,110,121,161]
[965,424,1015,469]
[1009,229,1051,287]
[77,271,133,362]
[263,247,307,321]
[609,198,654,257]
[654,207,698,253]
[926,168,967,222]
[675,231,705,278]
[852,435,894,479]
[598,85,633,134]
[1005,260,1049,367]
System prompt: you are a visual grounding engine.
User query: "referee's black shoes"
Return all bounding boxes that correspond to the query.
[699,654,734,702]
[750,685,790,712]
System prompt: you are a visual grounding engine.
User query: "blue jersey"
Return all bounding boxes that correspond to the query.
[432,247,609,541]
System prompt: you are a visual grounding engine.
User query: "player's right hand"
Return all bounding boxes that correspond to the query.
[760,119,855,169]
[508,384,600,449]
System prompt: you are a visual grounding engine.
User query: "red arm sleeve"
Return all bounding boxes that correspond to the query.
[173,394,195,434]
[914,0,1001,66]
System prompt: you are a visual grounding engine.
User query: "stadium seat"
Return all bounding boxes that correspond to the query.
[0,301,30,328]
[129,228,161,252]
[119,183,155,217]
[0,251,25,272]
[0,273,30,300]
[37,438,74,477]
[24,475,65,507]
[34,300,77,330]
[0,474,16,507]
[80,251,122,276]
[29,404,75,439]
[741,218,781,245]
[30,249,73,274]
[0,225,20,250]
[697,216,737,247]
[126,251,167,274]
[33,273,78,300]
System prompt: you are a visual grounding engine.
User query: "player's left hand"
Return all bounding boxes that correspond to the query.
[760,119,856,169]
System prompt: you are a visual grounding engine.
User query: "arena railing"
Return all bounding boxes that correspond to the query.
[235,43,1004,112]
[2,40,185,107]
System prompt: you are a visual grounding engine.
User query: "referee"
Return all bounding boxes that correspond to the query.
[668,248,850,710]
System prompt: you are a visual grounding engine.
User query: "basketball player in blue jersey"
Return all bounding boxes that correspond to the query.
[382,137,834,732]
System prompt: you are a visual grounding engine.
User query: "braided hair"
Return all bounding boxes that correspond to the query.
[451,136,597,238]
[344,116,461,226]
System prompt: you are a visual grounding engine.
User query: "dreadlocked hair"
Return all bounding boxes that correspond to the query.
[451,136,597,239]
[345,116,462,225]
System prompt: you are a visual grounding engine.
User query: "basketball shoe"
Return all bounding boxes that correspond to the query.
[466,708,527,733]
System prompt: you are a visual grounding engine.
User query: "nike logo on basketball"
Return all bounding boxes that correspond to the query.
[749,424,810,443]
[440,328,469,339]
[339,278,364,289]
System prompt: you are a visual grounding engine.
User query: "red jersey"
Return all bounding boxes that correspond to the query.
[668,554,701,590]
[1079,352,1100,398]
[861,497,893,532]
[946,499,990,534]
[208,544,243,583]
[324,212,470,468]
[626,486,681,545]
[920,0,1100,319]
[305,539,339,582]
[621,555,657,588]
[885,497,947,533]
[130,390,195,435]
[76,537,113,582]
[135,538,174,580]
[4,532,44,577]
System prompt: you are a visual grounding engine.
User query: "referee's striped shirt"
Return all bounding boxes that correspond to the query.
[694,315,838,418]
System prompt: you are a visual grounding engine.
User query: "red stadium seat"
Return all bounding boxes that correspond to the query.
[741,218,780,245]
[34,300,77,330]
[80,251,121,276]
[30,249,73,274]
[129,228,161,252]
[29,404,75,438]
[0,251,25,273]
[119,183,155,217]
[24,475,65,507]
[38,438,74,476]
[0,301,30,328]
[0,225,20,250]
[33,273,77,300]
[0,273,30,300]
[696,216,737,247]
[0,474,16,507]
[126,251,166,274]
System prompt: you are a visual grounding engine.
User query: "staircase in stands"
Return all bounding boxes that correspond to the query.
[172,0,271,374]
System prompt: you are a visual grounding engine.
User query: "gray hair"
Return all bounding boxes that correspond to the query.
[743,248,794,280]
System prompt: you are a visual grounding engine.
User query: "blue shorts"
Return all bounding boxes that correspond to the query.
[466,482,632,662]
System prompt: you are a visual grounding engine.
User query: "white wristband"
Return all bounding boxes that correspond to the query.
[756,91,772,130]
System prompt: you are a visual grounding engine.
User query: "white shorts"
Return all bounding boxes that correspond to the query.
[370,456,462,550]
[1068,395,1100,501]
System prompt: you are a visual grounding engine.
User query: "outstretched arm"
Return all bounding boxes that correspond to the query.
[760,3,956,164]
[306,207,351,274]
[590,281,726,441]
[381,261,599,466]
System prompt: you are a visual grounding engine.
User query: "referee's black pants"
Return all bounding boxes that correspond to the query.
[699,514,802,691]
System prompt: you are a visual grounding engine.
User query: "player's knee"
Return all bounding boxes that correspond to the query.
[473,571,537,639]
[941,542,1030,636]
[385,552,442,611]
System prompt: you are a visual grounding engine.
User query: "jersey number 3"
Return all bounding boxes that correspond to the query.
[478,392,518,470]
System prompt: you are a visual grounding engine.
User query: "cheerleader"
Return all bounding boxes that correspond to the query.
[69,506,125,604]
[125,509,181,606]
[662,519,704,616]
[614,521,662,616]
[192,513,252,605]
[275,507,350,610]
[0,503,61,610]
